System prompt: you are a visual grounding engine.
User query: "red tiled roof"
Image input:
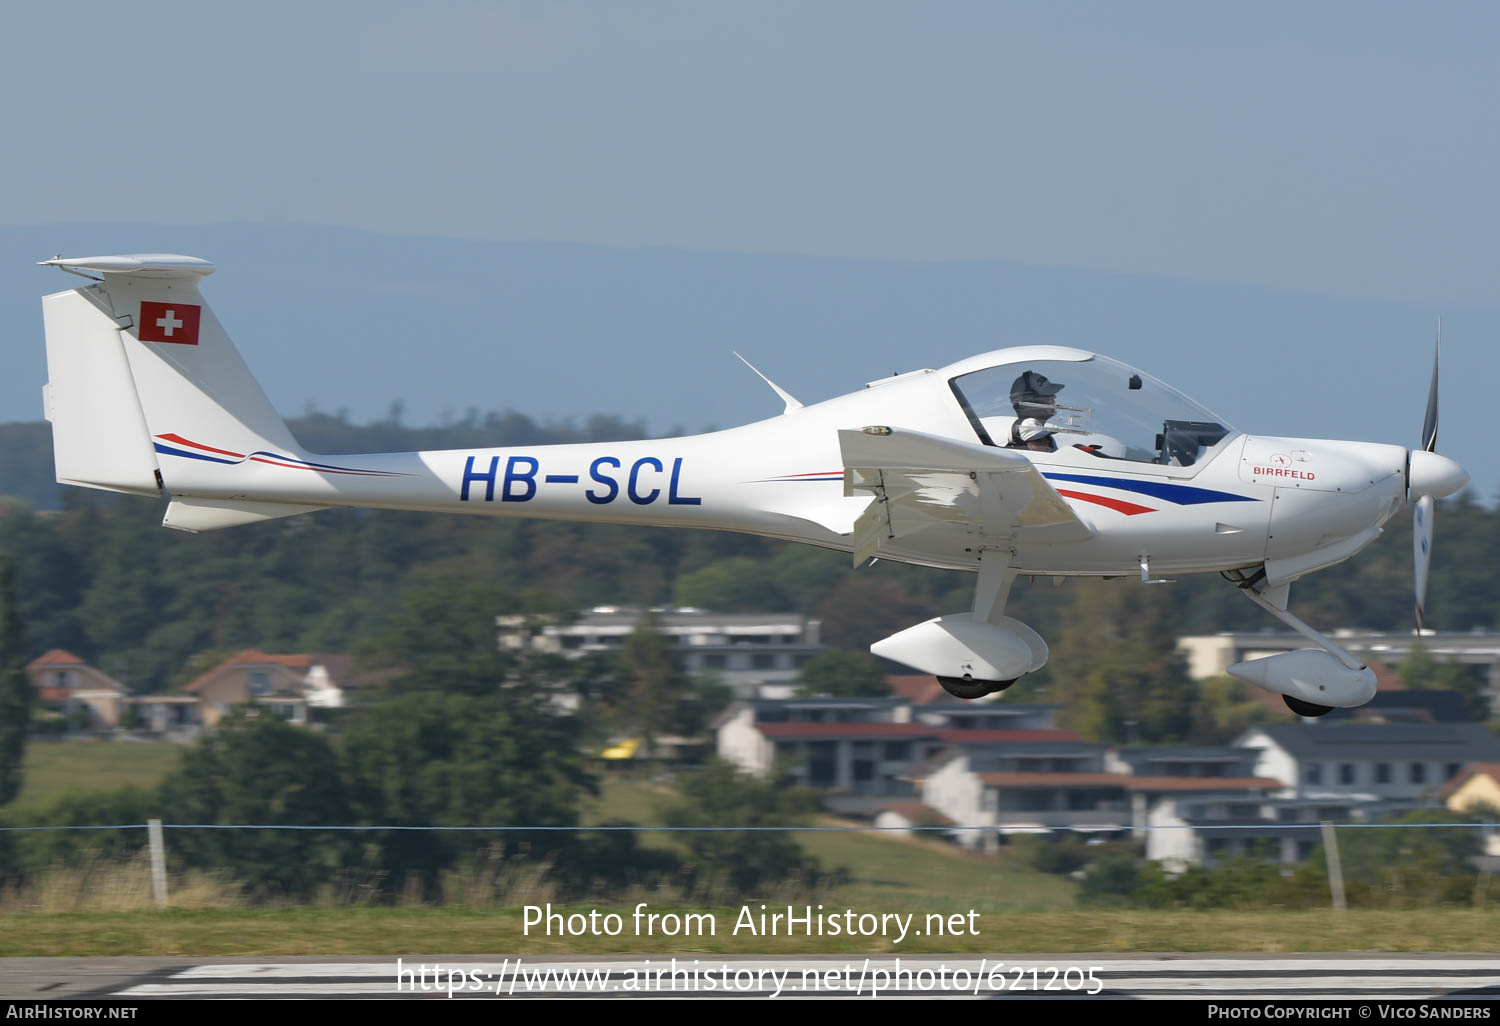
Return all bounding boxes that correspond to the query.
[758,722,937,739]
[183,649,321,693]
[1368,660,1407,691]
[26,649,86,670]
[977,772,1128,789]
[757,723,1085,743]
[975,772,1282,792]
[934,728,1083,744]
[885,675,946,704]
[1438,762,1500,799]
[1122,776,1283,793]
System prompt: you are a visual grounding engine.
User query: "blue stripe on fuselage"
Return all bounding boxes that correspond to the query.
[1042,472,1257,505]
[153,443,238,465]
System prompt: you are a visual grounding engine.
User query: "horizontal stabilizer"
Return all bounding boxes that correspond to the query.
[39,254,215,278]
[163,498,327,533]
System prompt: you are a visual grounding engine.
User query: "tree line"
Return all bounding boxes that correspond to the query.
[0,576,835,902]
[1,409,1495,732]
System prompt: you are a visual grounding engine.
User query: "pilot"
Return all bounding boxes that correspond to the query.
[1007,371,1063,451]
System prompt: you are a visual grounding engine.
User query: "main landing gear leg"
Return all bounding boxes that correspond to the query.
[936,553,1021,701]
[1223,568,1371,718]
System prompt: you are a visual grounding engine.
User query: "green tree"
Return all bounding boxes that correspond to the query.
[669,672,735,739]
[355,582,583,705]
[1048,579,1203,743]
[673,557,790,612]
[157,710,351,898]
[812,577,936,652]
[1319,809,1483,907]
[356,583,520,699]
[663,759,833,897]
[796,650,890,697]
[1189,674,1276,743]
[1398,642,1489,721]
[5,786,155,883]
[613,611,702,750]
[341,692,596,894]
[0,554,32,806]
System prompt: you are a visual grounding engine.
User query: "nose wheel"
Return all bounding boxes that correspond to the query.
[937,676,1017,700]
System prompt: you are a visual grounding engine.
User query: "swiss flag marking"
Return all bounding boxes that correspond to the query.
[139,301,202,345]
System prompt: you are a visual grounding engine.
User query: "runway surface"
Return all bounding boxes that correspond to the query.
[3,955,1499,999]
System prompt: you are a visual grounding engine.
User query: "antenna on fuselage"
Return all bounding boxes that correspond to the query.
[732,352,804,415]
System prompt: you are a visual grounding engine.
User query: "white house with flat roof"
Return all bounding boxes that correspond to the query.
[1233,722,1500,801]
[499,606,823,694]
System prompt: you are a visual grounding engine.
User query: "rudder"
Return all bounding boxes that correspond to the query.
[40,254,303,499]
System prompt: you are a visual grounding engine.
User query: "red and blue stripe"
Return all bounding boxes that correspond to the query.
[152,433,407,478]
[1042,472,1257,516]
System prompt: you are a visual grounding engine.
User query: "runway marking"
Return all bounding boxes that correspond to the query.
[107,957,1500,999]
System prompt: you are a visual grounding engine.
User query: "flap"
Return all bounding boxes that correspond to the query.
[839,426,1092,564]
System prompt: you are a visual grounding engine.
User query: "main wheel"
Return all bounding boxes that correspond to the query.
[937,676,1016,700]
[1283,695,1334,717]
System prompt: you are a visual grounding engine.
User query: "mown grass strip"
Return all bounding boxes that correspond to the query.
[2,907,1498,957]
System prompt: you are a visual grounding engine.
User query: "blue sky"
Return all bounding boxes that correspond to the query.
[4,3,1498,493]
[5,2,1497,305]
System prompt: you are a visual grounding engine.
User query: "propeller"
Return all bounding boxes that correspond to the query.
[1408,319,1469,630]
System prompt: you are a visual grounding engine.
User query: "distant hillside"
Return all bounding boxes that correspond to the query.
[0,423,56,510]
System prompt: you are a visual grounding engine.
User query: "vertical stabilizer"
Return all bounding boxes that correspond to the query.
[39,254,303,497]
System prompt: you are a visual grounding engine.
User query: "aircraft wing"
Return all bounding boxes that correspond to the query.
[839,426,1093,564]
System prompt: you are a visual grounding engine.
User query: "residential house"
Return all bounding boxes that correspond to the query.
[919,739,1280,850]
[1319,689,1471,723]
[713,696,1077,814]
[1439,763,1500,857]
[1234,723,1500,801]
[499,606,824,696]
[130,695,203,738]
[912,699,1059,732]
[1145,787,1445,869]
[25,649,128,729]
[182,650,353,728]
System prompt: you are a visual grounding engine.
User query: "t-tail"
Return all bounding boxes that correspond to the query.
[39,254,339,531]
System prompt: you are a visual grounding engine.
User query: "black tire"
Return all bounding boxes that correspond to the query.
[987,678,1018,694]
[937,675,1009,700]
[1283,695,1334,717]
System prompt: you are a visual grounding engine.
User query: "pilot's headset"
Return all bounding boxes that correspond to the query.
[1009,371,1064,422]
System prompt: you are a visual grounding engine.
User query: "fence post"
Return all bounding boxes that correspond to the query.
[1320,820,1345,911]
[147,818,168,908]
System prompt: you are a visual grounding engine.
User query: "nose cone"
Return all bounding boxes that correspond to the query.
[1408,449,1469,499]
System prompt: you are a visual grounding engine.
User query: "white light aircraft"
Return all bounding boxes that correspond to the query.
[37,254,1470,714]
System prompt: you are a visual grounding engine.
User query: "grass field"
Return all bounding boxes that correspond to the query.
[2,907,1497,957]
[12,741,181,814]
[579,775,1077,913]
[10,757,1494,958]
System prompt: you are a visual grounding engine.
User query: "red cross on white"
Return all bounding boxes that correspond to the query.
[139,301,202,345]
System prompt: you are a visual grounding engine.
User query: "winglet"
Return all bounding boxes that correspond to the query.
[733,352,803,414]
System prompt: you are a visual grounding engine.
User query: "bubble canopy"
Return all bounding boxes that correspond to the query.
[948,354,1235,467]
